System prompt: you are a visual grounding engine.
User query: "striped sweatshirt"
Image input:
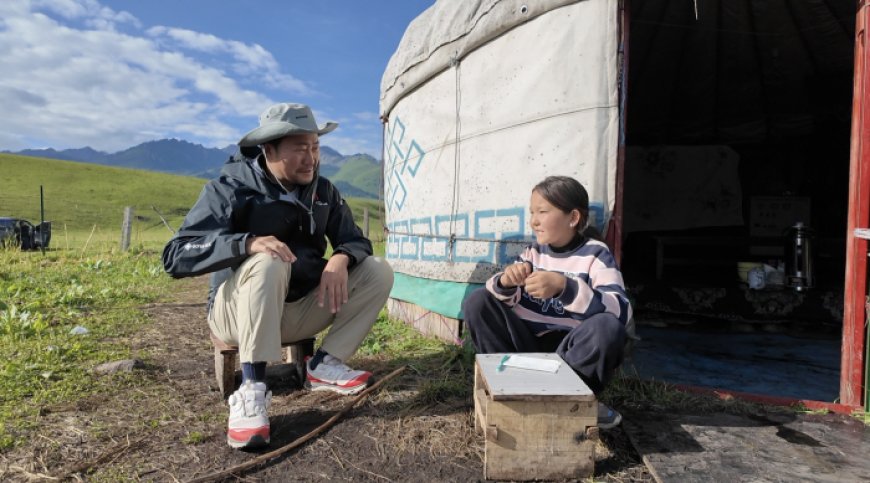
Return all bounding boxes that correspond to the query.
[486,237,632,335]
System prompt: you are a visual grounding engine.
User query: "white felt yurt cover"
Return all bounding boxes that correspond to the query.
[380,0,619,317]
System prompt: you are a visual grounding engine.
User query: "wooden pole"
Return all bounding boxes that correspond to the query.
[120,206,133,251]
[80,224,96,257]
[363,207,370,238]
[151,205,176,234]
[39,185,45,255]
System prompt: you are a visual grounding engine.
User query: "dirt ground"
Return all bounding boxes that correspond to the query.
[1,277,652,482]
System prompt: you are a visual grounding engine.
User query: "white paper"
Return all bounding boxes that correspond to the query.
[503,355,561,373]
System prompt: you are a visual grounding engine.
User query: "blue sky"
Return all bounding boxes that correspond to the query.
[0,0,434,157]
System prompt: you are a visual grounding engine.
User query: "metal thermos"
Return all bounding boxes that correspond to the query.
[785,222,814,292]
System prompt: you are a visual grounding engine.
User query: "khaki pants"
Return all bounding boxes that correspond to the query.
[209,253,394,363]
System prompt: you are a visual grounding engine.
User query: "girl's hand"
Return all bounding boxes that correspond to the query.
[524,271,567,299]
[500,262,532,288]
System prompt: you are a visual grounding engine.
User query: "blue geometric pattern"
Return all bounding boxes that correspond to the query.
[385,117,426,212]
[387,204,610,266]
[388,208,528,265]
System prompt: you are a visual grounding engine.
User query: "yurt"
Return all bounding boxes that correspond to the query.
[380,0,869,413]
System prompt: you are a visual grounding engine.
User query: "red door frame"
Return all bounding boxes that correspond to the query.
[606,0,629,261]
[841,0,870,410]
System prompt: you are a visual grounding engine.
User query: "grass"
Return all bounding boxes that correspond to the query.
[357,309,448,360]
[603,371,765,416]
[355,310,476,406]
[1,153,385,250]
[0,247,173,449]
[347,196,386,243]
[183,431,208,445]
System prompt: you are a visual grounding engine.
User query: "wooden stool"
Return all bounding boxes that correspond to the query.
[211,333,315,398]
[474,353,598,481]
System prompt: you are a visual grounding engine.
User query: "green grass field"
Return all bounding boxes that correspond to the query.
[0,153,385,251]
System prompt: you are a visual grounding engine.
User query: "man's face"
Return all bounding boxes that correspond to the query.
[264,133,320,186]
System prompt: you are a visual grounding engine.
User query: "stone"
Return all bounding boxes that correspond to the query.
[94,359,145,374]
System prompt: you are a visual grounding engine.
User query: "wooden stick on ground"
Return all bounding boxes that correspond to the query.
[187,365,407,483]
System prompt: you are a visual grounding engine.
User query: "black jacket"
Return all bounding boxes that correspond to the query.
[162,153,373,309]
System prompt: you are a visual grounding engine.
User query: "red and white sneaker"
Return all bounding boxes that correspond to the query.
[227,381,271,449]
[305,354,371,395]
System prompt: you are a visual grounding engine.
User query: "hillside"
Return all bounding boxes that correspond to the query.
[0,153,384,247]
[9,140,380,198]
[329,154,381,198]
[13,140,232,177]
[0,153,206,239]
[9,140,354,179]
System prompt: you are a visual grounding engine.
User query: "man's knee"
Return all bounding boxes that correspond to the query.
[354,256,394,295]
[246,252,292,279]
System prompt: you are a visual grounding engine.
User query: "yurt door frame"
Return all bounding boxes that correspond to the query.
[616,0,868,412]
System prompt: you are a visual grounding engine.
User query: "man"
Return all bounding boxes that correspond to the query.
[162,103,394,449]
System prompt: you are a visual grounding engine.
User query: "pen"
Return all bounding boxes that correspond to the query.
[497,354,510,372]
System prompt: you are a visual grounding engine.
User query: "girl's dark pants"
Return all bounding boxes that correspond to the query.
[462,288,626,394]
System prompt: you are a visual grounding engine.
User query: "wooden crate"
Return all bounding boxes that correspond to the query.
[474,353,598,481]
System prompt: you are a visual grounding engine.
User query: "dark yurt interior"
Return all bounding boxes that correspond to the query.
[620,0,856,402]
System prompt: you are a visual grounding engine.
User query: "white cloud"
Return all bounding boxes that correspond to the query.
[146,26,310,94]
[32,0,139,30]
[0,0,378,156]
[31,0,88,19]
[324,134,382,159]
[310,109,382,158]
[352,111,380,122]
[0,0,309,152]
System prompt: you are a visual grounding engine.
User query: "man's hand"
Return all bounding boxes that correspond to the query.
[524,271,567,300]
[319,253,350,313]
[500,262,532,288]
[246,235,297,263]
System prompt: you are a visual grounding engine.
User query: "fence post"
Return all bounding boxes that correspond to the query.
[363,207,370,238]
[39,185,46,255]
[120,206,133,251]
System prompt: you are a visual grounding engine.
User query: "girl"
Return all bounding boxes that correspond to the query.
[462,176,632,428]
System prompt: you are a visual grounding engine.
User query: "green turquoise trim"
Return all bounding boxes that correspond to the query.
[390,272,483,319]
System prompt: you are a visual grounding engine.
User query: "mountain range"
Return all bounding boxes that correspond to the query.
[7,139,381,199]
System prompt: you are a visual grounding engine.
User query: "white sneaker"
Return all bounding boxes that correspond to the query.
[227,381,271,449]
[305,354,371,395]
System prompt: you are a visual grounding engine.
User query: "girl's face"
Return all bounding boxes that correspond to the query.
[529,190,580,247]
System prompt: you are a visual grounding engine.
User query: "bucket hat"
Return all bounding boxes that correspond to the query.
[238,103,337,157]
